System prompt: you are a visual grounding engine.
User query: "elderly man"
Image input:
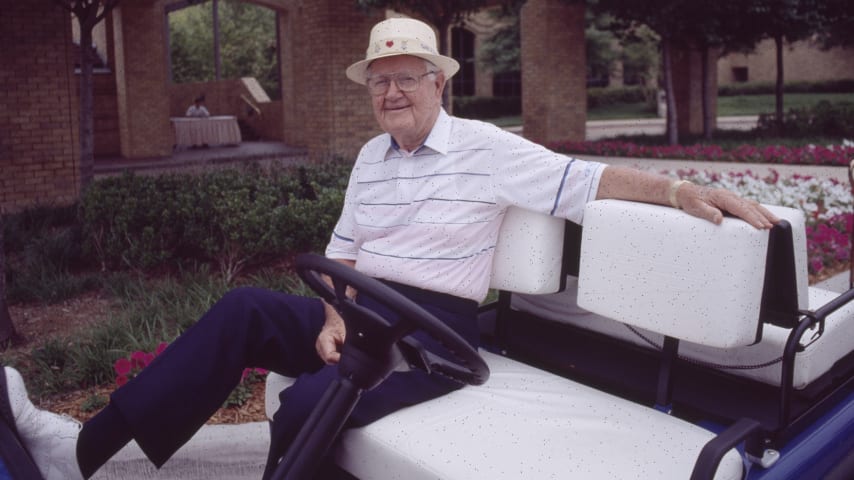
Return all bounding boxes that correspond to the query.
[4,17,778,480]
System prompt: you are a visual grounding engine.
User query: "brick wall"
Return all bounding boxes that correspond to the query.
[287,0,383,161]
[112,1,173,159]
[671,45,718,136]
[0,0,79,212]
[520,0,586,145]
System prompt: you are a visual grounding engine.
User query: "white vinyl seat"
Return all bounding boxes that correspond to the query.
[265,203,759,479]
[267,350,743,479]
[513,200,852,389]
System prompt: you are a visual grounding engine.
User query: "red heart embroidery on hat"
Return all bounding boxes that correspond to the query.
[386,40,394,48]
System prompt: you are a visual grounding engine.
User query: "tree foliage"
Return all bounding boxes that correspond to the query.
[169,0,279,98]
[0,215,19,349]
[355,0,516,104]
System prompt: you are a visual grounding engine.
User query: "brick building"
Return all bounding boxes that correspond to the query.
[718,38,854,85]
[4,0,717,212]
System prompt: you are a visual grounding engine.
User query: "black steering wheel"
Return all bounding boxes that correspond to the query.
[295,253,489,388]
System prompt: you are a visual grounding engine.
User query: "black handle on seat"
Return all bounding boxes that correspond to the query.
[690,417,762,480]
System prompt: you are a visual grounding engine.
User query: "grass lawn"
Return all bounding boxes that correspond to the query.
[717,92,854,116]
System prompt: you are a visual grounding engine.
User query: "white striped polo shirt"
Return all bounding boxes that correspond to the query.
[326,109,605,302]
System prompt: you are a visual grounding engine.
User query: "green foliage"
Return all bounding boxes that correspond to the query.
[718,79,854,96]
[3,205,102,304]
[755,101,854,137]
[169,2,215,84]
[80,164,349,281]
[453,96,521,119]
[81,394,108,413]
[588,86,654,108]
[168,0,280,98]
[476,3,523,75]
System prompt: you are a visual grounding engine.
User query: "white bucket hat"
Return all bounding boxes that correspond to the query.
[346,18,460,85]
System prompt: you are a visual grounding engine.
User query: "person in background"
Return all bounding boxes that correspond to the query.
[185,94,210,118]
[3,17,780,480]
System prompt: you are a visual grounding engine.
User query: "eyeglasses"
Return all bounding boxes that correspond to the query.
[366,71,438,96]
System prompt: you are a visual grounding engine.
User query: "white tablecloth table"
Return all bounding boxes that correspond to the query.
[171,116,241,148]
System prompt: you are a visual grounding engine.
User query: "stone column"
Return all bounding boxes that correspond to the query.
[112,1,172,158]
[520,0,586,145]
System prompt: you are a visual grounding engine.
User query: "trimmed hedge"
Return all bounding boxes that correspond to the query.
[80,163,350,280]
[718,79,854,97]
[454,96,521,119]
[755,101,854,138]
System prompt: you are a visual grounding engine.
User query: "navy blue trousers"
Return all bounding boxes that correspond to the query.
[108,285,479,476]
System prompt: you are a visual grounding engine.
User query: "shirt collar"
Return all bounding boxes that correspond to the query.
[387,108,451,158]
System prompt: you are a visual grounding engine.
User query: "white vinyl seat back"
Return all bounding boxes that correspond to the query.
[490,207,567,294]
[577,200,808,349]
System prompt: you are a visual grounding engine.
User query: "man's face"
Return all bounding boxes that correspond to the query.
[367,55,445,151]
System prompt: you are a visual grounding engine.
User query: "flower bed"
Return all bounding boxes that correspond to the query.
[662,168,851,277]
[551,141,854,166]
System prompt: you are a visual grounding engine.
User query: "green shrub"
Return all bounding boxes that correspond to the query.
[80,163,350,280]
[718,79,854,96]
[4,205,102,304]
[453,96,521,119]
[755,101,854,138]
[587,86,653,108]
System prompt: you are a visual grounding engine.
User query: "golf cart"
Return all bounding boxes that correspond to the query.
[267,199,854,479]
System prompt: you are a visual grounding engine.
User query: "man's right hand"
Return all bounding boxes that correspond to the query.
[316,304,346,364]
[314,258,357,364]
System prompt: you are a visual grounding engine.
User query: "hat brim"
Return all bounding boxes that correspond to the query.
[346,52,460,85]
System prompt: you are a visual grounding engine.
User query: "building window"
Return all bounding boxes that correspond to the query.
[493,71,521,97]
[732,67,749,83]
[166,0,281,99]
[451,27,475,97]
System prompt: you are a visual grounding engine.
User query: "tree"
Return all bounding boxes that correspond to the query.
[476,3,522,76]
[818,0,854,48]
[169,0,280,97]
[744,0,824,133]
[356,0,514,105]
[0,215,20,349]
[51,0,121,190]
[592,0,684,144]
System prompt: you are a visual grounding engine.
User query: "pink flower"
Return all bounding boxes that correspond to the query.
[114,357,132,376]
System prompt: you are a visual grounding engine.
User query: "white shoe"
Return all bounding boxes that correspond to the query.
[5,367,84,480]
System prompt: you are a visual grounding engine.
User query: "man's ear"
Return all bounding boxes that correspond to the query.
[434,73,447,101]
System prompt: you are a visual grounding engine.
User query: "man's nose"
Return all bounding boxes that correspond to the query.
[384,80,403,97]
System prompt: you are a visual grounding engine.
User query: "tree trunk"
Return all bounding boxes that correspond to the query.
[0,216,20,349]
[774,34,785,134]
[78,20,96,189]
[701,45,713,141]
[661,37,678,146]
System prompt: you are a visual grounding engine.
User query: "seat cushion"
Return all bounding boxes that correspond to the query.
[266,351,743,479]
[576,200,808,349]
[512,278,854,389]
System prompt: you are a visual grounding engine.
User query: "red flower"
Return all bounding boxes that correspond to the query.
[114,357,132,376]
